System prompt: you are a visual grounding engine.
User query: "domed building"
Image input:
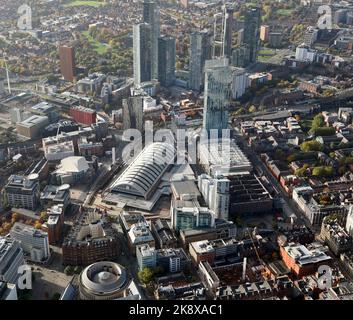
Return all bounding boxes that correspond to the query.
[79,261,130,300]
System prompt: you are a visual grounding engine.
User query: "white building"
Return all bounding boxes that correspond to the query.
[44,140,75,161]
[10,223,50,262]
[346,205,353,236]
[136,244,157,271]
[198,174,230,220]
[198,138,252,176]
[303,26,318,47]
[231,67,249,100]
[171,199,216,231]
[295,44,317,62]
[0,236,25,284]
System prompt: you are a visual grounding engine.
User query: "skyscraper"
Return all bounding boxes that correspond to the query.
[202,58,232,135]
[243,7,261,65]
[133,23,152,85]
[224,7,234,58]
[122,96,144,132]
[143,0,160,79]
[188,30,212,91]
[59,45,76,82]
[158,36,176,87]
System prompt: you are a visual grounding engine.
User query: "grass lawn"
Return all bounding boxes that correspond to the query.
[277,9,294,16]
[258,48,276,61]
[82,31,109,55]
[64,0,105,8]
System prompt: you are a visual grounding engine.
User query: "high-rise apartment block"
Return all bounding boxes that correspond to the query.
[188,30,212,91]
[158,36,176,87]
[59,45,76,82]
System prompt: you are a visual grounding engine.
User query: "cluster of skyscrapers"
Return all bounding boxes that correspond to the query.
[132,2,261,137]
[133,0,175,87]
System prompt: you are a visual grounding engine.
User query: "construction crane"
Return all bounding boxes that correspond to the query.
[246,227,266,267]
[0,58,11,94]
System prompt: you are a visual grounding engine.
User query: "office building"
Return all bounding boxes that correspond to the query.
[76,73,106,94]
[202,58,232,135]
[280,242,332,277]
[198,138,252,176]
[69,106,96,126]
[127,222,155,255]
[62,208,120,266]
[0,282,18,300]
[10,223,50,263]
[231,46,249,68]
[40,184,71,210]
[151,219,178,249]
[320,218,353,256]
[231,67,249,99]
[136,244,190,273]
[180,219,237,249]
[16,115,50,139]
[198,174,230,220]
[188,30,212,91]
[122,96,144,131]
[5,174,40,210]
[136,244,157,271]
[59,45,76,82]
[31,102,59,123]
[260,25,270,42]
[133,23,152,85]
[242,7,261,65]
[303,26,318,47]
[158,36,176,87]
[170,199,216,231]
[0,236,25,284]
[43,205,65,244]
[143,0,160,79]
[224,7,234,58]
[44,140,75,161]
[295,44,317,62]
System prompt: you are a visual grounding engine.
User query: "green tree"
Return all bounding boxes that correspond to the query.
[64,266,75,276]
[300,140,323,152]
[138,267,154,285]
[309,114,325,133]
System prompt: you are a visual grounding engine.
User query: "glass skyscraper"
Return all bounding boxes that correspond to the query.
[158,36,176,87]
[188,30,212,91]
[133,23,152,85]
[243,7,261,65]
[202,58,232,136]
[143,0,160,80]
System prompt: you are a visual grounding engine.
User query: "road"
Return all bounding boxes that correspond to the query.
[232,127,316,232]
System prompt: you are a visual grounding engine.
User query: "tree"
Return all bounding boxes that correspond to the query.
[310,126,335,136]
[40,212,48,222]
[138,267,154,285]
[300,140,323,152]
[248,105,257,113]
[11,213,18,224]
[64,266,75,276]
[312,166,333,177]
[34,221,42,230]
[310,114,325,133]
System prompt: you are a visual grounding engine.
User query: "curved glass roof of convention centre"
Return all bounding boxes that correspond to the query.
[110,142,175,199]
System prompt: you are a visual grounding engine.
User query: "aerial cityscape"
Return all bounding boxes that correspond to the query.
[3,0,353,303]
